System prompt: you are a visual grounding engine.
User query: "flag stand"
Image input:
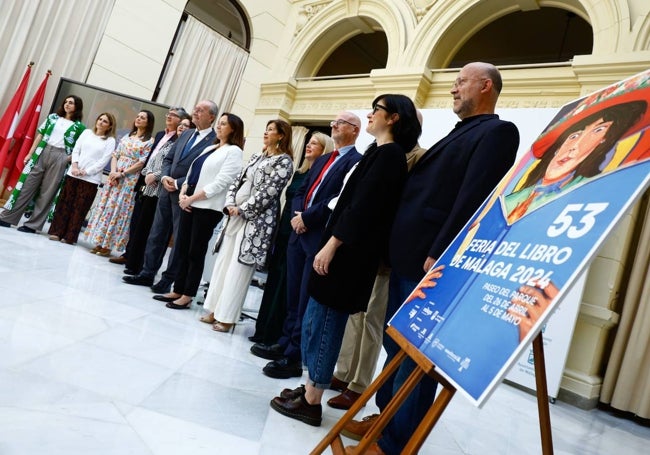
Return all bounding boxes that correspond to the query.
[311,326,553,455]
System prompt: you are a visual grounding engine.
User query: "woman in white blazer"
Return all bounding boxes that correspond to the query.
[155,113,244,308]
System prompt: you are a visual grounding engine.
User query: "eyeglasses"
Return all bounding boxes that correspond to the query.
[452,77,487,88]
[178,123,191,128]
[330,119,358,128]
[371,104,390,114]
[166,112,180,118]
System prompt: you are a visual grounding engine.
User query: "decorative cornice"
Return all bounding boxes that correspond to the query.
[295,0,333,36]
[406,0,437,22]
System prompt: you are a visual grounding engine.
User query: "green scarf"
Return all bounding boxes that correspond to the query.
[4,113,85,211]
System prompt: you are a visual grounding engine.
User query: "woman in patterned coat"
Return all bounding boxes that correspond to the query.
[201,119,294,332]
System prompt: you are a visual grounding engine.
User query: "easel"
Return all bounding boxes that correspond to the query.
[312,326,554,454]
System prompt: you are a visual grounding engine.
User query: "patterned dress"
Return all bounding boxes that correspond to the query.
[84,135,153,251]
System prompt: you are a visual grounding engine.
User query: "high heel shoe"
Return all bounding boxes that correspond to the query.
[212,322,235,333]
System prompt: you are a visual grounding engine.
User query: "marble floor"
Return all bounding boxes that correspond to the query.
[0,225,648,454]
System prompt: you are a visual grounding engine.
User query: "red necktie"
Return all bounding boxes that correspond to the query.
[304,150,339,209]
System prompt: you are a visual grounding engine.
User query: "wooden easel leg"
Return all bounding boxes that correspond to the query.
[310,350,408,455]
[401,381,456,454]
[533,333,554,455]
[352,363,425,454]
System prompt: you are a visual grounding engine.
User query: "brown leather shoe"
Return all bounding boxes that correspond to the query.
[327,388,362,410]
[109,256,127,265]
[344,442,385,455]
[341,413,379,441]
[280,384,305,400]
[270,394,322,426]
[330,376,349,392]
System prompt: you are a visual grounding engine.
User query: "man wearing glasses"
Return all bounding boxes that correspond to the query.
[251,111,362,380]
[123,100,217,292]
[344,62,520,455]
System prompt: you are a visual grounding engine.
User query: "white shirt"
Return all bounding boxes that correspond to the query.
[46,117,74,148]
[68,130,116,184]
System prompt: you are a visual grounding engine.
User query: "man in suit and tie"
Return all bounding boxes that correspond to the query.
[343,63,520,454]
[123,100,218,292]
[250,111,363,379]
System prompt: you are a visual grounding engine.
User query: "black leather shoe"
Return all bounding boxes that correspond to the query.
[151,280,171,293]
[251,343,285,361]
[122,275,154,286]
[263,357,303,379]
[123,268,138,275]
[17,225,36,233]
[270,394,321,426]
[248,334,263,343]
[0,220,10,228]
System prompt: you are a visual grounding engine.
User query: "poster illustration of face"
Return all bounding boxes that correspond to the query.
[388,69,650,406]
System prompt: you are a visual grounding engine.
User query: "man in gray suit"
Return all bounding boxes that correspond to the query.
[123,100,218,291]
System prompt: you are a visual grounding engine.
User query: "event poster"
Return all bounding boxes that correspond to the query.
[388,69,650,406]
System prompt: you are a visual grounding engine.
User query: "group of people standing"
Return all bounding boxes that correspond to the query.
[247,61,520,455]
[0,61,524,454]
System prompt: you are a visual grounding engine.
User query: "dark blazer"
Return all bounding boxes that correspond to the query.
[389,114,520,281]
[308,142,408,314]
[162,128,217,190]
[289,147,362,255]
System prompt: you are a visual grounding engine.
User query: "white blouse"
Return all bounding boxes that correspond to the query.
[68,129,116,184]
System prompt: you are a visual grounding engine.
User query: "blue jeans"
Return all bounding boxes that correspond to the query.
[301,297,349,389]
[377,270,439,455]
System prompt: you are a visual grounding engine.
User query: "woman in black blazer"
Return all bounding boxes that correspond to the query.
[269,94,421,426]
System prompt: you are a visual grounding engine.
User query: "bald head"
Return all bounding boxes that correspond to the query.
[331,111,361,148]
[451,62,502,119]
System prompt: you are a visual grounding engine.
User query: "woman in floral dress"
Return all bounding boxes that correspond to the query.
[84,111,154,256]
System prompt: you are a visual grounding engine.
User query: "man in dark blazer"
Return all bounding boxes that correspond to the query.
[344,63,520,455]
[250,111,363,379]
[123,100,218,291]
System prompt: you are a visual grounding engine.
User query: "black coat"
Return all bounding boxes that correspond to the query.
[389,114,520,281]
[308,142,408,314]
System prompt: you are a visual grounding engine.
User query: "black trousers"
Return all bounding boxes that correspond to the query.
[172,207,222,297]
[125,195,159,273]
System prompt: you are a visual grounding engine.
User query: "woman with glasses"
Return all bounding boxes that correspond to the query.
[84,111,154,257]
[269,94,421,427]
[122,114,193,274]
[47,112,117,244]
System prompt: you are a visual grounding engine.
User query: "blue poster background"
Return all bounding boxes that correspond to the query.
[389,70,650,406]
